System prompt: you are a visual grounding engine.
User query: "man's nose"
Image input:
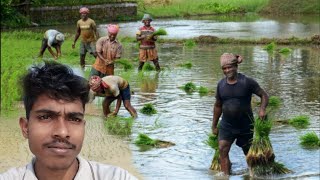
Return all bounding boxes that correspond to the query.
[53,118,70,139]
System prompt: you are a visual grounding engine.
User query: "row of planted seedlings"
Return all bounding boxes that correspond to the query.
[206,95,320,177]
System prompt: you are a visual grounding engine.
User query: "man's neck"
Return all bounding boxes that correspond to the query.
[34,158,79,180]
[226,73,238,84]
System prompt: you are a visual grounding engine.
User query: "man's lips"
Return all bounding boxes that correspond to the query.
[44,141,76,155]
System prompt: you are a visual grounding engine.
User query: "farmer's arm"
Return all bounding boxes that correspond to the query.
[72,26,81,49]
[255,88,269,120]
[47,47,57,59]
[56,44,62,57]
[212,99,222,135]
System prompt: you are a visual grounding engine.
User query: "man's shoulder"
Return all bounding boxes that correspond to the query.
[0,166,29,180]
[85,160,138,180]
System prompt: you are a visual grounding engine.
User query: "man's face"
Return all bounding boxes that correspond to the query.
[81,13,88,20]
[108,33,117,42]
[222,64,238,79]
[19,94,85,170]
[143,19,151,27]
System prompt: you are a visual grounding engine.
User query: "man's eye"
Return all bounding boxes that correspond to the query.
[70,117,82,122]
[38,115,50,120]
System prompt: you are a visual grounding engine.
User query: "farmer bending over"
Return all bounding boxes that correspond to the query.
[38,29,65,59]
[89,75,137,118]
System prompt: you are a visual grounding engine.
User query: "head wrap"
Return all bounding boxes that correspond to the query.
[79,7,89,14]
[89,75,101,91]
[142,14,153,22]
[220,53,243,67]
[55,33,65,42]
[107,24,120,34]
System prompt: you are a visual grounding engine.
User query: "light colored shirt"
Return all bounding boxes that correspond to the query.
[44,29,63,47]
[93,36,122,74]
[77,18,97,43]
[0,156,138,180]
[101,76,128,97]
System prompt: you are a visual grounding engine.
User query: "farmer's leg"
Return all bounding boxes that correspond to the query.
[79,42,87,69]
[138,62,145,71]
[236,131,253,156]
[218,127,235,175]
[39,38,48,57]
[120,85,137,118]
[152,58,161,71]
[102,97,117,117]
[88,41,97,58]
[138,49,146,71]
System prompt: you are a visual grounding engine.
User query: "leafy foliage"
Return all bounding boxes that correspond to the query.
[104,116,134,136]
[288,115,310,129]
[300,132,320,148]
[183,82,197,93]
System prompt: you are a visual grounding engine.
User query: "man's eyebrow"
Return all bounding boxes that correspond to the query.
[67,112,84,117]
[34,109,60,115]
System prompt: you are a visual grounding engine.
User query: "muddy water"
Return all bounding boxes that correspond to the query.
[21,14,319,39]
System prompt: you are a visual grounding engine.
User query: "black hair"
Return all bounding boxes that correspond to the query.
[22,61,89,119]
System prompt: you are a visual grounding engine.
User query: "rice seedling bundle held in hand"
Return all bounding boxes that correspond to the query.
[247,118,291,176]
[152,28,167,36]
[206,133,220,171]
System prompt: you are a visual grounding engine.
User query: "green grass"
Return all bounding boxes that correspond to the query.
[153,28,167,36]
[279,48,292,54]
[206,133,219,149]
[142,63,156,71]
[138,0,269,18]
[140,103,157,115]
[263,42,276,52]
[288,115,310,129]
[300,132,320,148]
[1,31,96,111]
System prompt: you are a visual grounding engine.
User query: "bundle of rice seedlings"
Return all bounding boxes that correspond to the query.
[115,59,133,71]
[263,42,276,52]
[299,132,320,148]
[183,82,197,93]
[142,63,155,71]
[104,116,134,136]
[198,86,209,95]
[135,133,158,146]
[135,133,175,148]
[178,61,193,69]
[278,48,292,54]
[183,39,196,48]
[140,103,157,115]
[247,118,291,176]
[206,134,220,171]
[288,115,310,129]
[268,96,281,109]
[152,28,167,36]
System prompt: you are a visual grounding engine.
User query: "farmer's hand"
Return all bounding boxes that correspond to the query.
[72,42,76,49]
[107,111,117,117]
[212,127,218,135]
[259,108,267,120]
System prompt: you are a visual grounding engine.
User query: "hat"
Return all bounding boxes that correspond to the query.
[55,33,65,42]
[142,14,153,21]
[107,24,119,34]
[79,7,89,14]
[220,53,243,67]
[89,76,101,92]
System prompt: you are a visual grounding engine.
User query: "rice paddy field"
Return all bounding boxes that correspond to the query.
[1,28,319,178]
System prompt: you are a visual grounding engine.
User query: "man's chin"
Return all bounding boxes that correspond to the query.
[44,158,78,171]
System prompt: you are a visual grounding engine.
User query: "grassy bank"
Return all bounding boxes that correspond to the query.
[260,0,320,14]
[138,0,269,18]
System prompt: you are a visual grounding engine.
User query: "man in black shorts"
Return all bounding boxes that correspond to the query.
[211,53,269,175]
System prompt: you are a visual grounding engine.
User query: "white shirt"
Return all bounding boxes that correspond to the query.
[0,156,138,180]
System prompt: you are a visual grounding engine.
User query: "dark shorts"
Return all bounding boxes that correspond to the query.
[120,85,131,101]
[218,127,253,149]
[80,41,96,55]
[41,38,58,49]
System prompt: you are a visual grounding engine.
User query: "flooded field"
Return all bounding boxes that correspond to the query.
[1,44,319,179]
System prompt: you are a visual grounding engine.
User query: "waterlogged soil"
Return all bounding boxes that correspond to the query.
[1,44,319,179]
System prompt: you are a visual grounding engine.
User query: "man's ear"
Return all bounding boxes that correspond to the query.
[19,117,29,139]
